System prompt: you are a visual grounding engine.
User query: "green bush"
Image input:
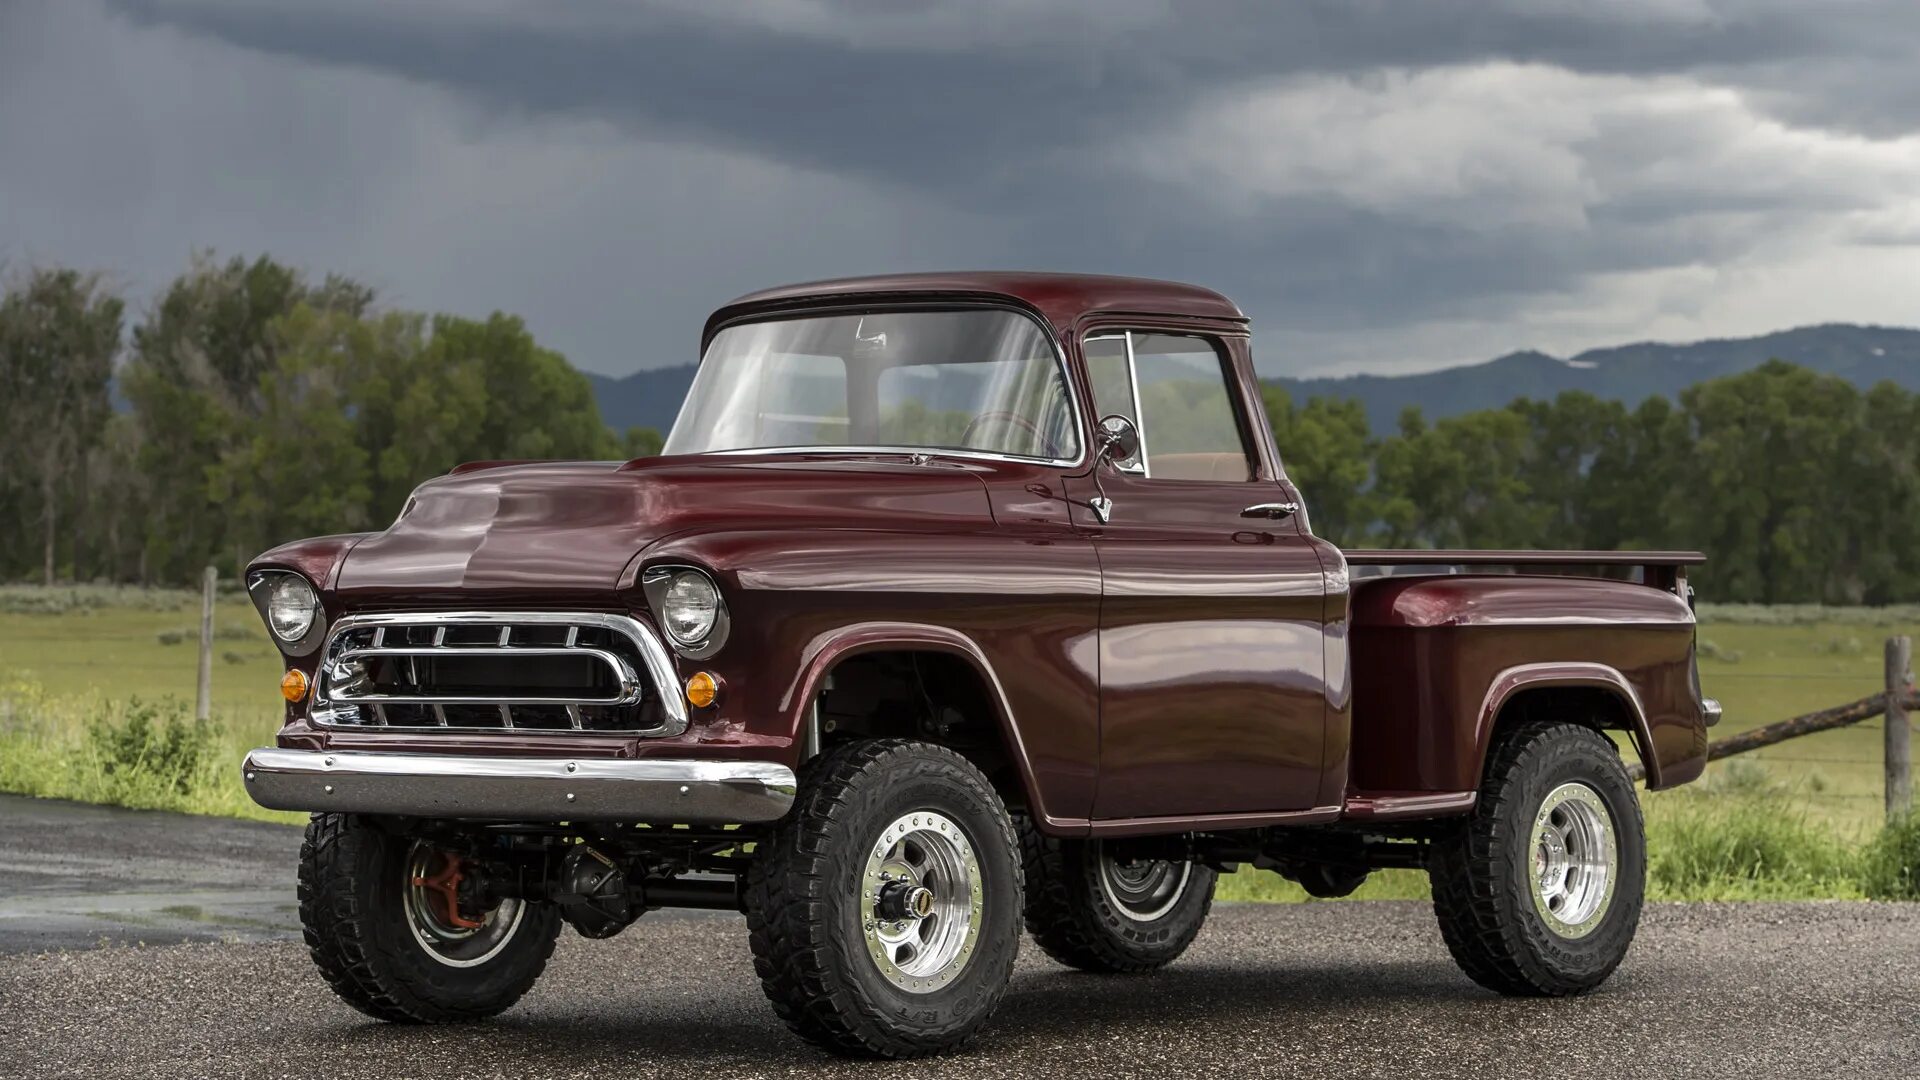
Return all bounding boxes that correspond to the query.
[1860,816,1920,900]
[84,698,215,796]
[0,682,294,822]
[1645,763,1861,900]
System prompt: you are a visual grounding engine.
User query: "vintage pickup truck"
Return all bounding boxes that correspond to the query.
[242,272,1719,1058]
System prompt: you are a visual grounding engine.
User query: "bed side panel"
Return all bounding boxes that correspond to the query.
[1348,575,1707,793]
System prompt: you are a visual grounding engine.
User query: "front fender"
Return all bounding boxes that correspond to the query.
[778,621,1063,829]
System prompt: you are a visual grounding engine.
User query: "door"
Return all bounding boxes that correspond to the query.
[1075,330,1330,820]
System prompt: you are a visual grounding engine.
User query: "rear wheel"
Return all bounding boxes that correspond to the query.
[1429,721,1646,996]
[1019,816,1215,973]
[745,739,1022,1058]
[298,813,561,1022]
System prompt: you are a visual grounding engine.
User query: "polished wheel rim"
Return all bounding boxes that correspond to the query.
[861,811,982,993]
[1528,782,1618,939]
[1096,844,1192,923]
[403,842,525,968]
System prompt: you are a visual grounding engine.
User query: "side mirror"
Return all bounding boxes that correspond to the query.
[1095,414,1141,467]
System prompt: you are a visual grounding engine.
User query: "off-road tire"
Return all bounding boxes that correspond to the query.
[1017,814,1215,973]
[298,812,561,1022]
[1429,721,1646,996]
[744,739,1023,1058]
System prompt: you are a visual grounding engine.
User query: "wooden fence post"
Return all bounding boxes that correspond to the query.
[1888,635,1913,822]
[196,566,216,722]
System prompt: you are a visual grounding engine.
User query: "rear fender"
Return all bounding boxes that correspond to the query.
[1477,662,1661,788]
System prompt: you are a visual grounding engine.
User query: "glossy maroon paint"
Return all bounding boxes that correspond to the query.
[708,271,1245,347]
[1346,574,1708,793]
[251,271,1715,837]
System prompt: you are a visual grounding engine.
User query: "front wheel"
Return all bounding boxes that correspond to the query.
[1429,721,1646,996]
[745,739,1023,1058]
[298,813,561,1022]
[1019,817,1215,973]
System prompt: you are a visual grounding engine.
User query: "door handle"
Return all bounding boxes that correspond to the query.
[1241,502,1300,519]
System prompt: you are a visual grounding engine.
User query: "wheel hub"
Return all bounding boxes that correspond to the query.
[1527,781,1619,939]
[402,841,526,968]
[861,811,982,993]
[1095,844,1192,923]
[876,881,936,922]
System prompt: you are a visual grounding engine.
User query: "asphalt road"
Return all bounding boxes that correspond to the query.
[2,796,1917,1079]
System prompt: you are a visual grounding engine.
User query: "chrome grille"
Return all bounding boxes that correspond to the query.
[311,612,687,736]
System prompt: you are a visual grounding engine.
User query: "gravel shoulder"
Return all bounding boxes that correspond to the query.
[2,795,1916,1079]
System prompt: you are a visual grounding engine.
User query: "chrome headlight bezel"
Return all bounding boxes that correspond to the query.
[640,565,730,660]
[247,570,327,657]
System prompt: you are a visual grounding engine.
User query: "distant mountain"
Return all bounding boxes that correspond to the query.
[587,366,698,434]
[1273,324,1920,434]
[588,324,1920,436]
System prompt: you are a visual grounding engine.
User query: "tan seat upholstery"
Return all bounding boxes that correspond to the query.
[1150,452,1252,481]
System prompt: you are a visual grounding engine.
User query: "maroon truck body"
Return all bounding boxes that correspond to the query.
[241,272,1720,1055]
[251,272,1713,836]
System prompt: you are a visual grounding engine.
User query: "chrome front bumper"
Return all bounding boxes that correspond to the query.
[241,748,797,823]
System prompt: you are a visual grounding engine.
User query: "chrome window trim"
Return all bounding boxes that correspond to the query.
[1123,330,1152,478]
[1083,328,1264,484]
[312,611,688,737]
[703,444,1071,467]
[1083,331,1150,477]
[678,303,1089,468]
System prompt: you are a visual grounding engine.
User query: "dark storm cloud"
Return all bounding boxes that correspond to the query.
[106,0,1920,182]
[5,0,1918,377]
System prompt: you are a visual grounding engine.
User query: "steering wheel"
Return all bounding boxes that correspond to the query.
[959,410,1061,458]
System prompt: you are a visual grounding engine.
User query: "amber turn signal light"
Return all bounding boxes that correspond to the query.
[280,668,309,703]
[685,671,721,709]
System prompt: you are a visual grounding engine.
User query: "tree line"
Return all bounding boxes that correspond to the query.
[1266,364,1920,603]
[3,253,1916,603]
[0,255,660,586]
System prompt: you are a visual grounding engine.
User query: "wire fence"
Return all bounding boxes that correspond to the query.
[1664,634,1915,822]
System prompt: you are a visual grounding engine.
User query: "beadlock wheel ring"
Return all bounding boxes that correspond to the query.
[860,810,983,994]
[1528,781,1619,939]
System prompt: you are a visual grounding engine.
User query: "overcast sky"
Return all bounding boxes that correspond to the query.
[3,0,1918,378]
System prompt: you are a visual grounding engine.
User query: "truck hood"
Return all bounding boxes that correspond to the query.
[334,454,994,595]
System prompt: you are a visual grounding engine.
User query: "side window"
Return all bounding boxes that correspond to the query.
[1083,331,1253,481]
[1084,334,1143,472]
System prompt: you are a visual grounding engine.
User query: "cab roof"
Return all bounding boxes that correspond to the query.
[706,271,1245,343]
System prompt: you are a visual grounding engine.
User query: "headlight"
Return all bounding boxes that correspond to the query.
[662,572,719,645]
[266,576,319,643]
[642,566,729,657]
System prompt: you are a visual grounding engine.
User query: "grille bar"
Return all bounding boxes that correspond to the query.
[329,646,642,705]
[311,612,688,737]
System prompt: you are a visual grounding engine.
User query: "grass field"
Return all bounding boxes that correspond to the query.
[2,587,1915,901]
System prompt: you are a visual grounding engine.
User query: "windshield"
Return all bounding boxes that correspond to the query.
[663,309,1081,461]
